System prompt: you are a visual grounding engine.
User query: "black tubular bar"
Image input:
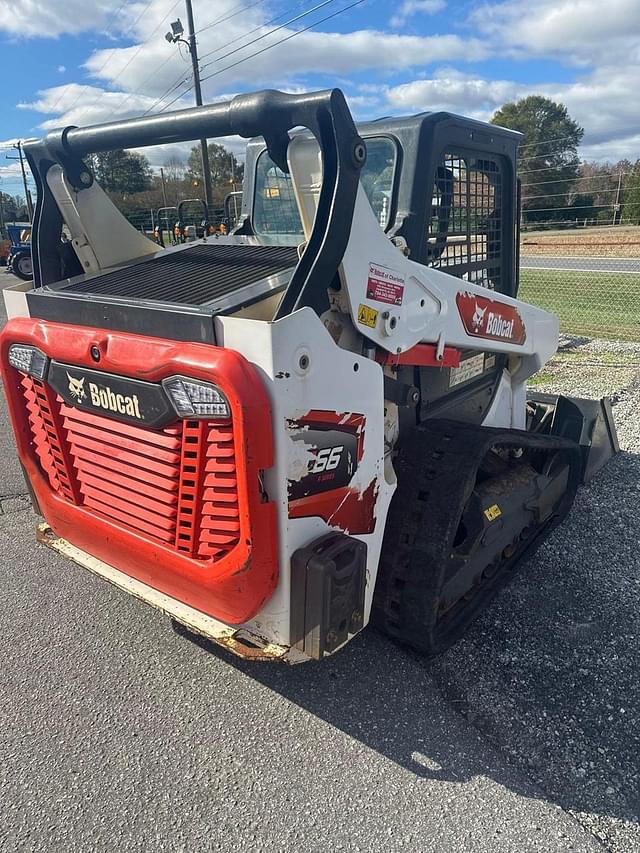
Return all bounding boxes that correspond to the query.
[23,88,366,311]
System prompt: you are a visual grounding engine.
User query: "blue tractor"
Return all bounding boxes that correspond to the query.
[6,223,32,280]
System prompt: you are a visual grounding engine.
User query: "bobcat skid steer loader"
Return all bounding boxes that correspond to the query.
[0,89,618,662]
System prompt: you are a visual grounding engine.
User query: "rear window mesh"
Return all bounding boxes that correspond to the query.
[427,153,503,291]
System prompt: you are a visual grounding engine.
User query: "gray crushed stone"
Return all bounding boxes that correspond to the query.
[427,338,640,852]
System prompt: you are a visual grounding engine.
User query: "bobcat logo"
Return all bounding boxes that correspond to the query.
[471,302,487,331]
[67,372,86,402]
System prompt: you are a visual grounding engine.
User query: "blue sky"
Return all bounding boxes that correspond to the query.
[0,0,638,198]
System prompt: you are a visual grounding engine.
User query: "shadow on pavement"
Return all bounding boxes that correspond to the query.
[175,454,640,836]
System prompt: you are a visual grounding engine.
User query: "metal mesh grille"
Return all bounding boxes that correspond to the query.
[253,154,304,237]
[428,153,503,291]
[59,243,298,307]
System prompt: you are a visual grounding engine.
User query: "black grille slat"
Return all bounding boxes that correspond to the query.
[58,243,298,307]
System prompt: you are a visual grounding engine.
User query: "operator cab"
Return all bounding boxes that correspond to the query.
[238,113,519,297]
[236,113,520,425]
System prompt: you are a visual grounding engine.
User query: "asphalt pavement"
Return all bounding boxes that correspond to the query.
[520,256,640,273]
[1,293,639,852]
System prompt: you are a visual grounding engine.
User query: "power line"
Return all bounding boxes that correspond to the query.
[142,72,193,115]
[198,0,306,65]
[148,0,342,115]
[161,0,367,112]
[196,0,266,37]
[140,0,276,116]
[45,0,131,116]
[520,219,623,228]
[519,151,582,166]
[199,0,339,72]
[79,0,183,117]
[518,163,584,176]
[50,0,173,120]
[51,0,260,125]
[525,172,631,189]
[522,187,624,202]
[518,133,581,151]
[523,203,618,214]
[118,53,186,116]
[517,145,628,167]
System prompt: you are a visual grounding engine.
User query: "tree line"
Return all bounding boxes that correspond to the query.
[491,95,640,228]
[87,142,244,218]
[0,191,31,224]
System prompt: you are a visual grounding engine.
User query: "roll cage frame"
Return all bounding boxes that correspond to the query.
[23,88,366,319]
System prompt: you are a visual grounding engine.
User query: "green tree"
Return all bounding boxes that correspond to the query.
[491,96,584,227]
[187,142,244,202]
[91,149,154,194]
[569,193,596,222]
[0,192,20,224]
[622,161,640,225]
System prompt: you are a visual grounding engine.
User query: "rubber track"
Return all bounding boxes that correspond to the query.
[371,419,582,655]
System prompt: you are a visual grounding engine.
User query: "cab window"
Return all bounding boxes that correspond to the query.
[253,136,397,238]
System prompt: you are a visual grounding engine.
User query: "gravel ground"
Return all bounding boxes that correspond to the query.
[1,287,639,851]
[429,337,640,852]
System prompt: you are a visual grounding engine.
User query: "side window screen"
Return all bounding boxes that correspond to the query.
[253,159,303,237]
[253,137,397,238]
[427,153,503,291]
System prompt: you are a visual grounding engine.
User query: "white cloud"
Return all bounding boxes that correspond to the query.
[470,0,640,65]
[5,0,640,168]
[57,65,66,73]
[0,162,23,179]
[82,28,488,106]
[0,161,32,197]
[390,0,446,29]
[0,0,177,38]
[18,84,160,129]
[0,0,118,38]
[383,67,518,117]
[383,63,640,162]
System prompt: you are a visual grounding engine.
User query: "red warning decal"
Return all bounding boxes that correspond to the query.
[366,262,404,306]
[456,292,526,345]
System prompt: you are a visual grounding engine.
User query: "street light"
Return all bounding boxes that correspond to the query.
[164,5,213,209]
[165,19,185,42]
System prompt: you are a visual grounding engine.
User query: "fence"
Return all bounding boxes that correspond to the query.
[518,227,640,342]
[123,206,228,234]
[96,206,640,344]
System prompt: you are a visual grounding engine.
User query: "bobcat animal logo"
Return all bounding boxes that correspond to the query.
[67,372,86,402]
[471,302,487,331]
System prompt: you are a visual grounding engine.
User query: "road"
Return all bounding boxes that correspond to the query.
[1,295,639,852]
[521,255,640,273]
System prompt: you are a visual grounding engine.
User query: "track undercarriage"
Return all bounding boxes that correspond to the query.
[372,420,583,654]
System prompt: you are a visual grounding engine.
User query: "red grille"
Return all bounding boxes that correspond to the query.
[200,422,241,559]
[22,376,79,502]
[20,376,241,561]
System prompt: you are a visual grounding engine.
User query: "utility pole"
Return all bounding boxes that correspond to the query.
[6,142,34,221]
[165,4,213,211]
[229,152,237,193]
[613,170,623,226]
[160,167,168,208]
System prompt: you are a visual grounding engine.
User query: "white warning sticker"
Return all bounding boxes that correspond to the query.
[449,353,486,387]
